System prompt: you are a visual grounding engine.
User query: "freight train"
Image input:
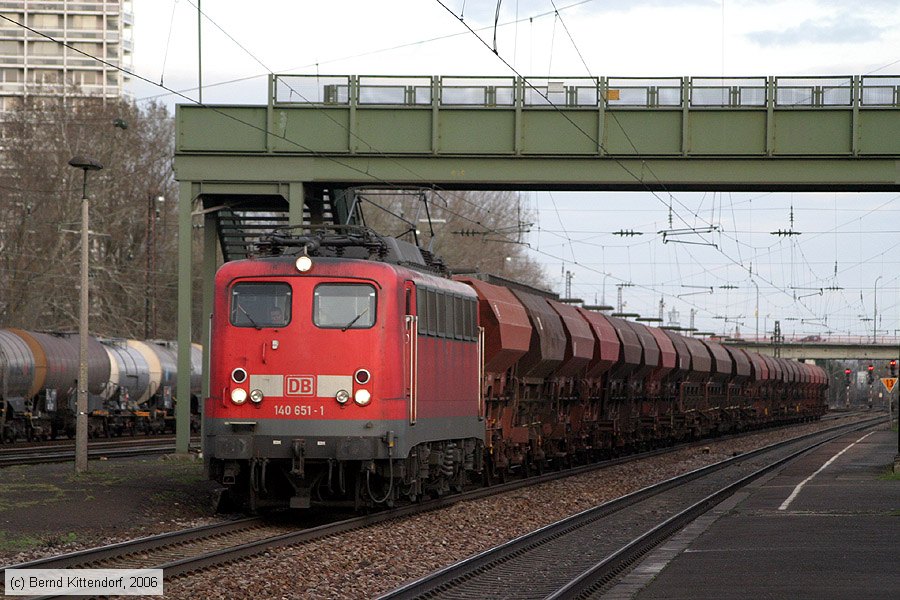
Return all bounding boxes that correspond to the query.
[0,329,202,442]
[205,227,827,512]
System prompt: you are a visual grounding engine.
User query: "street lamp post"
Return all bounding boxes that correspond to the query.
[68,156,103,474]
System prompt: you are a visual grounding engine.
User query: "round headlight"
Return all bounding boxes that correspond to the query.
[231,368,247,384]
[335,389,350,404]
[295,255,313,272]
[354,389,371,406]
[249,389,264,404]
[230,388,248,405]
[354,369,371,385]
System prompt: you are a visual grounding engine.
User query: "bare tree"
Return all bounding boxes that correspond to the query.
[357,189,547,288]
[0,99,548,339]
[0,95,186,339]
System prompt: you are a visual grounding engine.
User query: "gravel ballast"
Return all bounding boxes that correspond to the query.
[159,416,878,599]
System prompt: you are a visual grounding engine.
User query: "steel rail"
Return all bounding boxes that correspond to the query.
[543,421,878,599]
[0,517,263,572]
[0,415,876,600]
[1,435,184,451]
[0,441,200,467]
[378,417,883,600]
[0,426,755,570]
[144,417,883,581]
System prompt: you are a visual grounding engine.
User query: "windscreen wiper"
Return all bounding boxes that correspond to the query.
[341,307,369,332]
[238,305,262,330]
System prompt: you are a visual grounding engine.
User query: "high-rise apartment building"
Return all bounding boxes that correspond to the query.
[0,0,132,111]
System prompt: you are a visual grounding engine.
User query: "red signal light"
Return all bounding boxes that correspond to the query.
[867,364,875,372]
[844,368,852,374]
[891,360,897,367]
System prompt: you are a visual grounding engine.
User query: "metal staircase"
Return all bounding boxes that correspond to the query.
[211,192,341,262]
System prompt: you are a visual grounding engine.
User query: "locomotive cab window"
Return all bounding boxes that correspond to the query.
[230,282,292,328]
[314,283,376,329]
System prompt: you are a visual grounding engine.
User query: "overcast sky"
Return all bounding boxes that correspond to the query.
[128,0,900,340]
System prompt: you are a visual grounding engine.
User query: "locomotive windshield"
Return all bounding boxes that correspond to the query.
[230,282,292,328]
[313,284,376,329]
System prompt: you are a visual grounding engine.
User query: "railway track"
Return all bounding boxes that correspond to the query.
[378,417,883,600]
[0,416,878,599]
[0,437,200,467]
[1,413,856,470]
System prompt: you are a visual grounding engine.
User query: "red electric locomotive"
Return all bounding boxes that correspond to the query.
[206,228,484,511]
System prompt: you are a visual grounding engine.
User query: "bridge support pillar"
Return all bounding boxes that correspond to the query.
[176,182,194,455]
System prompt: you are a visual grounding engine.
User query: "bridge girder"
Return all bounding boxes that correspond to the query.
[726,342,900,361]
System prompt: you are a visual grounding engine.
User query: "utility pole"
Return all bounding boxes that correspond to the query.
[749,277,759,341]
[145,194,154,339]
[144,195,164,339]
[197,0,203,103]
[601,273,610,306]
[874,275,882,343]
[773,320,782,358]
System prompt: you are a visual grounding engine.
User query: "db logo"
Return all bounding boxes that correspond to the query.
[286,375,314,396]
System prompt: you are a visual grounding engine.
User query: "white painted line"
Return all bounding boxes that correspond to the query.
[778,431,875,511]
